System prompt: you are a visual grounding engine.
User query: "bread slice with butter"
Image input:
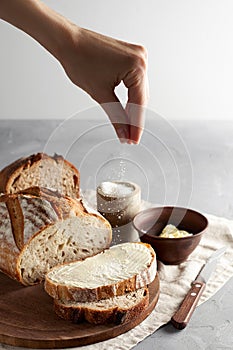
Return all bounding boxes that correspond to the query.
[54,287,149,325]
[44,242,157,303]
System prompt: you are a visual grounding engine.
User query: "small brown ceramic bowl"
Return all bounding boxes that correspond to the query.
[133,206,208,265]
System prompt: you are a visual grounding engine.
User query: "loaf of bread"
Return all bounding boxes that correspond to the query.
[45,242,157,302]
[0,187,112,285]
[54,287,149,325]
[0,153,80,198]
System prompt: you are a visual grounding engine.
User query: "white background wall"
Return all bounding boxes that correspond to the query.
[1,0,233,120]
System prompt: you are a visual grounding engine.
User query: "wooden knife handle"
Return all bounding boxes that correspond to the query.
[171,281,206,330]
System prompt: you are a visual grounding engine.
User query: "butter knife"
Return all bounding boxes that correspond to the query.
[171,246,227,330]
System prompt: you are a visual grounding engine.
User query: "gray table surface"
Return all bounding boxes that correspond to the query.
[0,119,233,350]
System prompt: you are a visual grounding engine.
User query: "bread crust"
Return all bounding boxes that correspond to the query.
[44,243,157,303]
[54,288,149,325]
[0,153,80,198]
[0,187,112,285]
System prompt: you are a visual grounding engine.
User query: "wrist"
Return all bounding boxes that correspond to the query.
[52,22,81,65]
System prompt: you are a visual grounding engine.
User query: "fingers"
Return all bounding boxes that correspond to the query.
[100,73,149,144]
[124,51,149,144]
[125,73,149,144]
[125,103,144,144]
[94,42,148,144]
[99,92,130,143]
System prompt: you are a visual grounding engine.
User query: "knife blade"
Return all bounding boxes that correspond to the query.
[171,246,227,330]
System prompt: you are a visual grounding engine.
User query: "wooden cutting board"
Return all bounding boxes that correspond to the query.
[0,272,159,349]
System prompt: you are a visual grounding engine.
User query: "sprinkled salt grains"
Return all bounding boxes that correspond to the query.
[105,158,127,183]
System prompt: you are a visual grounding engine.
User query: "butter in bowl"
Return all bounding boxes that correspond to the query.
[133,206,208,265]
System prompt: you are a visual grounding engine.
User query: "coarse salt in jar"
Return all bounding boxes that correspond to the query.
[96,181,141,244]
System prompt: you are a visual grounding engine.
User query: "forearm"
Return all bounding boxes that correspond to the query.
[0,0,75,60]
[0,0,148,143]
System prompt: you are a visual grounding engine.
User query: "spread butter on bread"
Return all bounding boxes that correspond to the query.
[45,242,157,303]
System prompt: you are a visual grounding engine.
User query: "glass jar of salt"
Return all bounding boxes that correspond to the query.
[96,181,141,244]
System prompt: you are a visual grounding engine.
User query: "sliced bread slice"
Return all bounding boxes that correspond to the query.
[0,153,80,198]
[54,287,149,325]
[44,242,157,302]
[0,187,112,285]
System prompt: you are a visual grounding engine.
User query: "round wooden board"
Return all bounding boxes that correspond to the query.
[0,273,159,349]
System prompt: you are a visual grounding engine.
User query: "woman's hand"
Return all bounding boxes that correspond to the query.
[59,26,149,143]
